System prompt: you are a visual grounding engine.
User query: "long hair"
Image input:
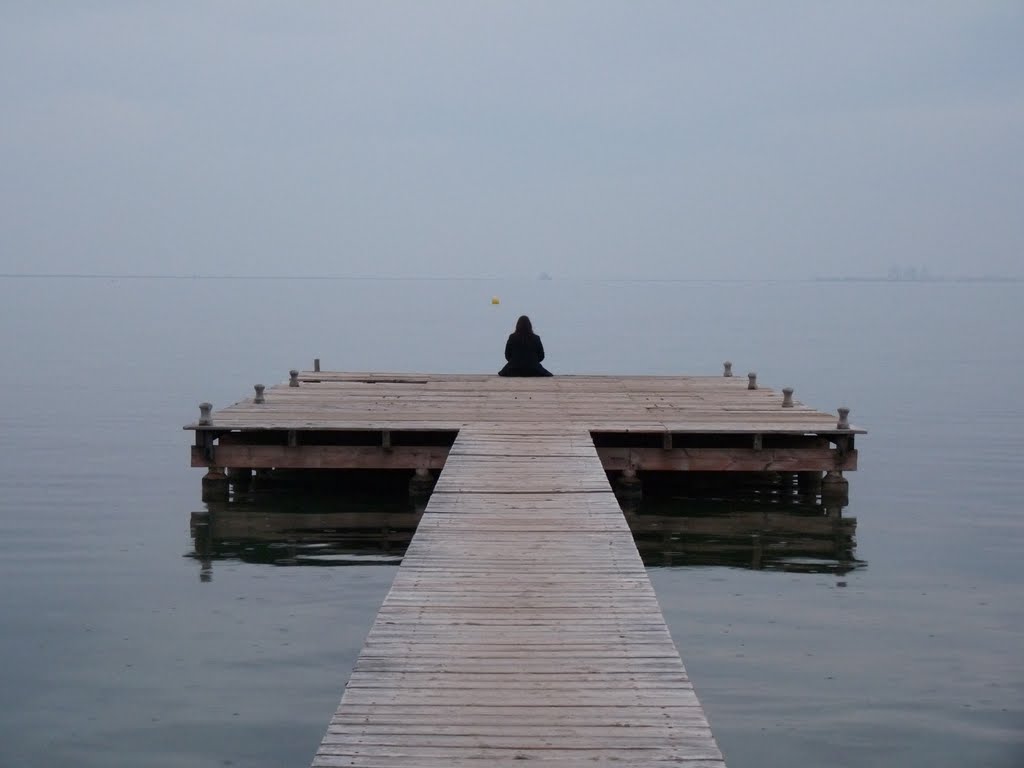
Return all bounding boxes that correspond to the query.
[514,315,533,337]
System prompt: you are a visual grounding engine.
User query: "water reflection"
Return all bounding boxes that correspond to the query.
[624,495,863,574]
[189,490,862,580]
[189,493,423,580]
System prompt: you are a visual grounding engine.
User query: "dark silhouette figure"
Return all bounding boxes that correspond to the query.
[499,315,553,377]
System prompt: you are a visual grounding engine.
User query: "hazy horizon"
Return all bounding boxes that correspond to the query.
[3,3,1022,281]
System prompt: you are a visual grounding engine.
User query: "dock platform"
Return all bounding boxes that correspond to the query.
[185,370,864,766]
[314,424,724,767]
[189,371,861,490]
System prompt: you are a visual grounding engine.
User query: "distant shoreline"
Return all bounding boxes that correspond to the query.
[813,276,1024,284]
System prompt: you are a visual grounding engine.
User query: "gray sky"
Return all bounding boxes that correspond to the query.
[2,1,1022,280]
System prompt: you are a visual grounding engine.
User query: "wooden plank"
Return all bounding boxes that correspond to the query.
[312,757,727,768]
[311,427,726,767]
[186,372,865,437]
[190,444,448,469]
[597,446,857,471]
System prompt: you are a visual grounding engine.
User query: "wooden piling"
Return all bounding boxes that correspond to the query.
[201,468,229,501]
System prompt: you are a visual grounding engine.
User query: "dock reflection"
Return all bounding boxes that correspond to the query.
[623,495,862,574]
[189,494,424,580]
[189,493,861,580]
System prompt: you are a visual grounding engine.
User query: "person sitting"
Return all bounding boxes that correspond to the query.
[498,315,553,377]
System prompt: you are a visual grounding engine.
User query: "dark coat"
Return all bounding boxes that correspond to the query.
[498,332,552,377]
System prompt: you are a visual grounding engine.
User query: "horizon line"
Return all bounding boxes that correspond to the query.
[1,272,1022,283]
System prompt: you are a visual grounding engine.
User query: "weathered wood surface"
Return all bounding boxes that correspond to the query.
[311,426,727,767]
[189,372,864,436]
[184,372,868,764]
[596,446,857,472]
[191,443,857,471]
[190,444,451,469]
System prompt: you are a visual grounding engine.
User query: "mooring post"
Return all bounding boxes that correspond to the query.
[409,467,435,498]
[314,358,321,373]
[254,384,265,404]
[289,370,300,387]
[747,372,757,390]
[723,361,733,377]
[837,407,850,429]
[782,387,794,407]
[198,402,213,426]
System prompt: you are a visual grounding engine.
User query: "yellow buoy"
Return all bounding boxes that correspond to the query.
[491,296,500,305]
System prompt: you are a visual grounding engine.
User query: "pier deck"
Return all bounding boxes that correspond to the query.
[313,425,725,767]
[186,371,865,766]
[189,372,862,477]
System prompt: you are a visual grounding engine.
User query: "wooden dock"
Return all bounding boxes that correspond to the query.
[190,371,861,489]
[314,425,724,767]
[185,370,864,766]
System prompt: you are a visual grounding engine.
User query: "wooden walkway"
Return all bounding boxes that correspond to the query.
[186,370,866,765]
[312,424,726,767]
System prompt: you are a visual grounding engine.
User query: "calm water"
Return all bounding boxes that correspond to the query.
[0,277,1021,767]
